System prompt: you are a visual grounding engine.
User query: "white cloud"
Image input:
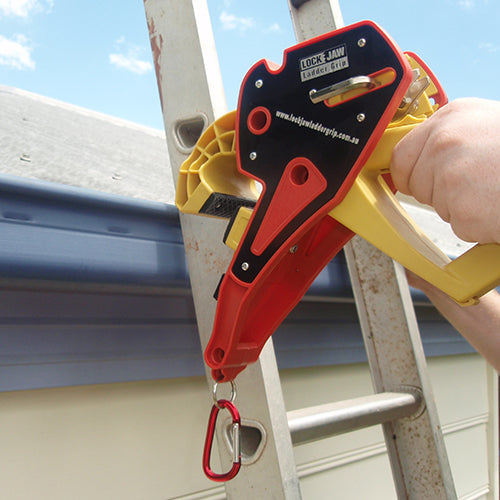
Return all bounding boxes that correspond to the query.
[458,0,475,9]
[0,0,53,17]
[457,0,490,8]
[109,53,152,74]
[109,38,152,75]
[220,10,255,31]
[479,42,500,53]
[265,23,281,33]
[0,34,35,70]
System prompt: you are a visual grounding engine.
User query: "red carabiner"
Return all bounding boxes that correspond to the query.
[203,399,241,482]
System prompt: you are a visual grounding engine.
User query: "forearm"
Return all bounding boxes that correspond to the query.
[421,284,500,372]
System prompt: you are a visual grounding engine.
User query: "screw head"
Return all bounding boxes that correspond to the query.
[358,38,366,48]
[249,152,257,160]
[357,113,366,122]
[241,262,250,271]
[289,245,298,254]
[255,79,263,88]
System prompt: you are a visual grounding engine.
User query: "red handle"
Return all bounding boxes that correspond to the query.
[205,216,354,382]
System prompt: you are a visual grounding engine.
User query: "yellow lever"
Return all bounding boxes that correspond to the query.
[329,54,500,304]
[330,122,500,305]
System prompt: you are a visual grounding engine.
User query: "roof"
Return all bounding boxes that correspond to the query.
[0,85,175,203]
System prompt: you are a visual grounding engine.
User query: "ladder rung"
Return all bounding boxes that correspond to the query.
[287,391,422,446]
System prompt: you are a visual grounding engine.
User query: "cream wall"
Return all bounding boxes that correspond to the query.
[285,355,497,500]
[0,354,495,499]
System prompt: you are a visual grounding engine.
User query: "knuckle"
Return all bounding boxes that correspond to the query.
[427,126,462,156]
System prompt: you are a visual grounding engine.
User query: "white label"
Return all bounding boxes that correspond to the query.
[299,44,348,82]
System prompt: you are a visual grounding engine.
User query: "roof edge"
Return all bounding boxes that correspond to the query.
[0,84,166,139]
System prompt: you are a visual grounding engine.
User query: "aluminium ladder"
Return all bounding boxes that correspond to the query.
[144,0,457,497]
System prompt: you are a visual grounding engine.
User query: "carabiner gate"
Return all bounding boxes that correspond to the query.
[202,398,241,482]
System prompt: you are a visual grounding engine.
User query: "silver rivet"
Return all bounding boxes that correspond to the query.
[289,245,298,254]
[255,79,263,88]
[241,262,249,271]
[357,113,366,122]
[249,152,257,160]
[358,38,366,48]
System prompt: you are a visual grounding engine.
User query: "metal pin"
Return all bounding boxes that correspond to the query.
[249,152,257,160]
[309,76,374,104]
[232,422,241,462]
[358,38,366,48]
[394,75,431,120]
[255,79,263,88]
[241,262,250,271]
[357,113,366,122]
[289,245,298,254]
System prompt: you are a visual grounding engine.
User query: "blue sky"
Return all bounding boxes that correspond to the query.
[0,0,499,130]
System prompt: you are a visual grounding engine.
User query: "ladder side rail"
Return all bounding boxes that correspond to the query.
[287,1,457,498]
[346,240,457,499]
[144,1,301,498]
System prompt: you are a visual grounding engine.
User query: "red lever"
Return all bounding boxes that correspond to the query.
[207,216,354,381]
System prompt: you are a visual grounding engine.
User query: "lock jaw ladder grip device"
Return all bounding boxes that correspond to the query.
[176,20,500,383]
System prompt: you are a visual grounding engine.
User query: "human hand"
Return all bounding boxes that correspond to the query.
[390,98,500,244]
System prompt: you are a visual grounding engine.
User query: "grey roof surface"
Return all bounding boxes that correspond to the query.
[0,85,175,203]
[0,85,473,258]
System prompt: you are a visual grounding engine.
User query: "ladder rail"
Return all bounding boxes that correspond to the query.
[144,1,301,498]
[288,1,457,498]
[345,241,457,498]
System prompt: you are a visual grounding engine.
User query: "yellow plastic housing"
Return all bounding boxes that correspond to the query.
[176,111,259,216]
[225,206,254,251]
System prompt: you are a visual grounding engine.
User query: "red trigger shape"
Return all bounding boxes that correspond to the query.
[251,157,327,256]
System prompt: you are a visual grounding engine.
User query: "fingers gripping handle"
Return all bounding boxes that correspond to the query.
[330,170,500,305]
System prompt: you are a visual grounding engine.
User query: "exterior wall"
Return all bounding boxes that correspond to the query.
[0,354,495,499]
[285,355,497,500]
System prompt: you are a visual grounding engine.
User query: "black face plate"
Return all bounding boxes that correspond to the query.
[233,22,408,283]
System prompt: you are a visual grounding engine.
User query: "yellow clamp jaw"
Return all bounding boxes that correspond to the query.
[176,53,500,305]
[175,112,259,218]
